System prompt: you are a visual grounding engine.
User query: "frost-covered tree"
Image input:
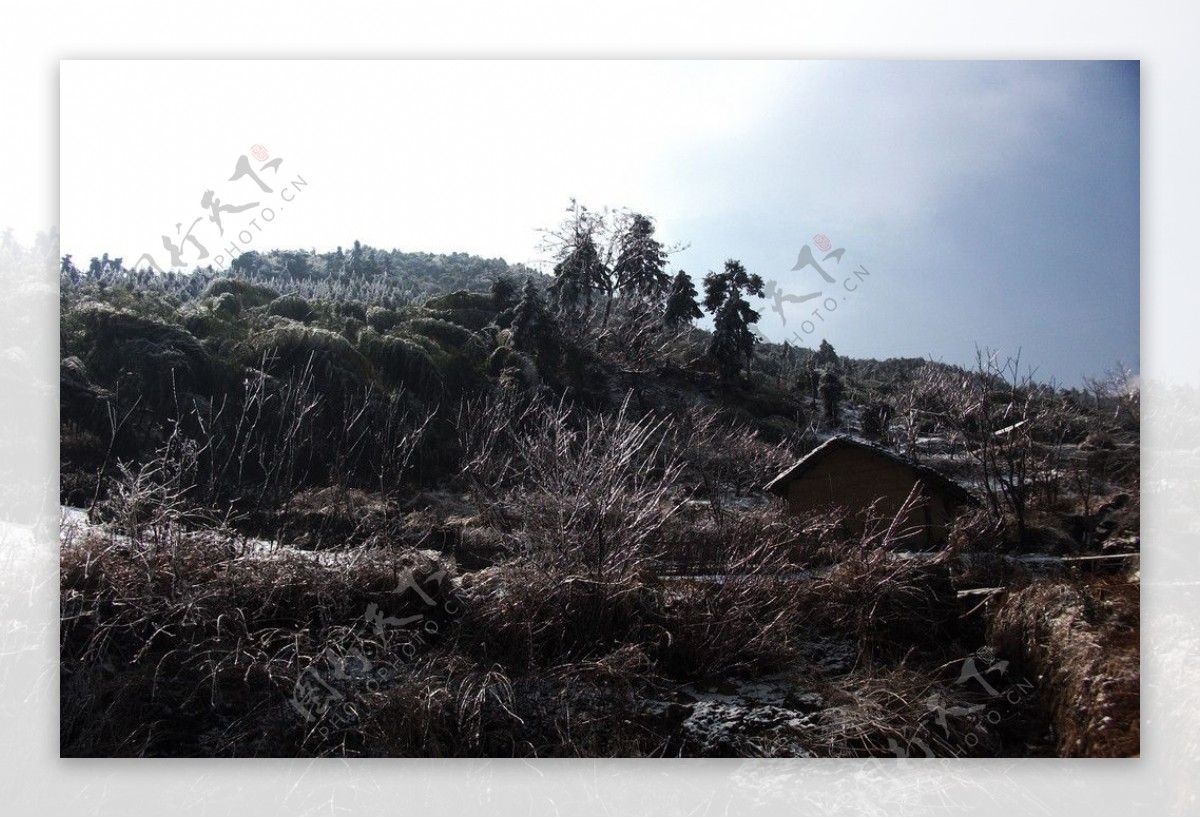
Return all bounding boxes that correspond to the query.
[814,338,839,369]
[702,259,764,313]
[664,270,702,328]
[542,201,683,331]
[544,201,606,321]
[819,369,845,422]
[613,213,670,302]
[549,230,602,318]
[708,289,759,381]
[703,260,765,378]
[512,277,560,369]
[491,274,519,313]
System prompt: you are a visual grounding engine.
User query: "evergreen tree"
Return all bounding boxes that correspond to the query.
[61,254,80,285]
[814,338,839,369]
[802,363,821,406]
[491,274,519,313]
[512,277,560,369]
[703,260,765,378]
[708,289,760,381]
[663,270,702,327]
[613,213,670,302]
[702,259,765,313]
[861,400,893,441]
[772,339,797,389]
[819,369,845,423]
[549,231,603,319]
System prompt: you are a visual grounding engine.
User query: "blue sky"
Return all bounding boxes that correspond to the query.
[59,60,1139,386]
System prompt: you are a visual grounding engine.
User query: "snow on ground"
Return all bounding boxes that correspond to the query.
[643,670,832,757]
[59,505,369,568]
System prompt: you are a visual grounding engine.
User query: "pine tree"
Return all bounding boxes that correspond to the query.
[703,260,765,378]
[861,400,893,441]
[549,231,603,319]
[613,213,670,302]
[819,369,845,422]
[491,274,518,312]
[814,338,839,369]
[702,259,765,313]
[492,274,520,329]
[663,270,702,327]
[773,340,797,389]
[512,278,560,369]
[708,290,759,381]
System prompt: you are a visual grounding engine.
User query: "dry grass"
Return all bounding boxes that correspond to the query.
[356,654,526,756]
[812,664,974,757]
[656,510,811,679]
[60,520,458,757]
[61,384,1134,758]
[453,561,664,670]
[796,497,962,664]
[987,575,1140,757]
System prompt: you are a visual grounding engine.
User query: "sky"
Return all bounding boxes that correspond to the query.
[58,60,1140,386]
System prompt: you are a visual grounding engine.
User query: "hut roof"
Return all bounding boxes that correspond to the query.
[764,435,978,505]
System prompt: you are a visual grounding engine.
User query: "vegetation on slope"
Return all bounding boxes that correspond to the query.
[58,205,1140,757]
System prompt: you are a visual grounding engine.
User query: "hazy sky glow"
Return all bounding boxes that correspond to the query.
[60,60,1139,385]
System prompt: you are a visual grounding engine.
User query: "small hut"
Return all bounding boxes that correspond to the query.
[765,436,977,549]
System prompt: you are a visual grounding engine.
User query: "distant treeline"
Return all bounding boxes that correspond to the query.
[60,241,541,308]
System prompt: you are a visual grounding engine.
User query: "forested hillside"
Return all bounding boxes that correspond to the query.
[58,204,1140,759]
[61,240,536,307]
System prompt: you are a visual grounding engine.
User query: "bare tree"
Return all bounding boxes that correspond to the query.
[892,363,953,460]
[1084,362,1140,428]
[923,348,1057,546]
[673,405,809,528]
[458,389,686,585]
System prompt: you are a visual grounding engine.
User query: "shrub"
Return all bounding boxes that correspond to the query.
[458,390,684,584]
[454,562,661,669]
[240,325,374,411]
[366,306,402,333]
[425,290,494,313]
[267,294,316,322]
[62,302,214,407]
[402,317,476,350]
[657,510,809,679]
[797,493,961,663]
[61,511,459,756]
[203,277,279,308]
[358,330,443,396]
